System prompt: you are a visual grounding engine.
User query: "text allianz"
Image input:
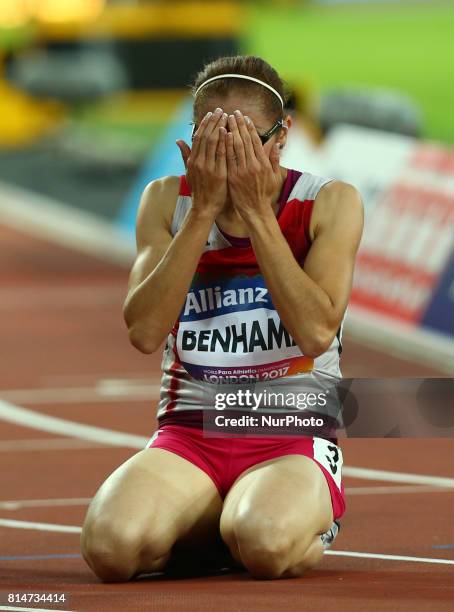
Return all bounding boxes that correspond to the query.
[182,286,296,353]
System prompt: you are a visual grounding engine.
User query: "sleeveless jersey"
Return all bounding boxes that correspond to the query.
[157,169,342,422]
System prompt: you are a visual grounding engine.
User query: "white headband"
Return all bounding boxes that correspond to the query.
[194,74,284,108]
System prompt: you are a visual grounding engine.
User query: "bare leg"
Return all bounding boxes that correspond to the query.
[220,454,333,579]
[81,448,222,582]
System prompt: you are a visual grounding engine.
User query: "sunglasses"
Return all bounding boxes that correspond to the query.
[190,118,284,146]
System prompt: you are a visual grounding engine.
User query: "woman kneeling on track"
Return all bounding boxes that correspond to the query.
[81,55,363,582]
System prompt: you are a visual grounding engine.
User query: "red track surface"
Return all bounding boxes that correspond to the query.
[1,225,453,611]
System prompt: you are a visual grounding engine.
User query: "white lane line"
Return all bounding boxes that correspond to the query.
[0,519,81,533]
[325,550,454,565]
[0,607,74,612]
[2,398,454,489]
[2,517,454,568]
[345,485,454,495]
[2,486,451,511]
[96,379,160,397]
[0,498,91,510]
[0,400,148,448]
[0,383,160,404]
[2,517,453,567]
[343,466,454,488]
[0,179,134,266]
[0,438,108,452]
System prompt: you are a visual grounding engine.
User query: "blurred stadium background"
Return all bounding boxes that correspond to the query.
[0,0,453,372]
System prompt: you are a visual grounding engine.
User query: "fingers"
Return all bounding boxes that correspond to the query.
[226,131,237,176]
[233,110,256,164]
[206,113,228,170]
[228,113,246,168]
[176,140,191,169]
[215,127,227,176]
[270,143,281,175]
[191,111,212,159]
[247,118,270,163]
[197,108,225,163]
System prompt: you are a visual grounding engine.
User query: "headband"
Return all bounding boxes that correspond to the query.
[194,74,284,108]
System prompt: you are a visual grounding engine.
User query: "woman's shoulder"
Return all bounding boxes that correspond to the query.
[142,175,181,204]
[311,180,363,236]
[139,175,182,225]
[285,168,333,202]
[134,176,182,242]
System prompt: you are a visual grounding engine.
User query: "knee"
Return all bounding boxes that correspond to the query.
[283,541,324,578]
[81,516,171,582]
[225,512,295,580]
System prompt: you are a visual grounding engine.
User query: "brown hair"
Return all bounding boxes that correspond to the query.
[192,55,287,122]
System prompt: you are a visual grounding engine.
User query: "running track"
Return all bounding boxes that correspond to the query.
[1,224,453,611]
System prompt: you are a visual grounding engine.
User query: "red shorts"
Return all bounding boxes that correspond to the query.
[147,424,345,520]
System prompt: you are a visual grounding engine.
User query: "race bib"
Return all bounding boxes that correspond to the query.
[176,275,314,382]
[313,437,343,490]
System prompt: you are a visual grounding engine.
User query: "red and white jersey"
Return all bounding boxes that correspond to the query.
[157,169,342,422]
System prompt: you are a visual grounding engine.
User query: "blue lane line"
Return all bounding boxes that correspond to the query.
[0,553,82,561]
[432,544,454,549]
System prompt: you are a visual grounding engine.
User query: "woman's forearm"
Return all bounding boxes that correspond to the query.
[124,207,214,353]
[247,211,336,357]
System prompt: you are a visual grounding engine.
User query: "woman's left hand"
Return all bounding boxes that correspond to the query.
[226,110,281,223]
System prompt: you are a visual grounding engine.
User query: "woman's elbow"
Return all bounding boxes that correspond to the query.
[127,326,161,354]
[296,328,335,359]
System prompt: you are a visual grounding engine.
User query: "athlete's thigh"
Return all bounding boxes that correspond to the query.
[221,454,333,541]
[83,448,223,548]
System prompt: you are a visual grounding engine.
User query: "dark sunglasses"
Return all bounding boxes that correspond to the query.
[190,118,284,145]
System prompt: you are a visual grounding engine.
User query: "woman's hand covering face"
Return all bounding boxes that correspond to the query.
[225,110,282,221]
[176,108,228,216]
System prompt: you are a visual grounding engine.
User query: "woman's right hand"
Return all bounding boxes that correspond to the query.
[176,108,228,217]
